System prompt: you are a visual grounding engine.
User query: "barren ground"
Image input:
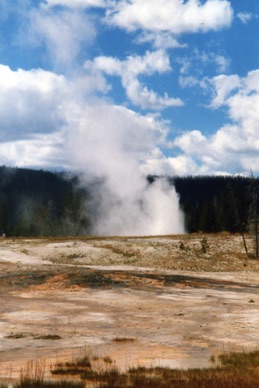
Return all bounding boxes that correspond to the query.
[0,233,259,384]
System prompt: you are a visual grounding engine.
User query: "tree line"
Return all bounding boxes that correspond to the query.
[0,166,90,237]
[172,175,250,233]
[0,166,256,236]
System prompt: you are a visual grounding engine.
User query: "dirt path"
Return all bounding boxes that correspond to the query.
[0,234,259,384]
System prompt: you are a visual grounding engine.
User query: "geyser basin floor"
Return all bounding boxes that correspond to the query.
[0,234,258,383]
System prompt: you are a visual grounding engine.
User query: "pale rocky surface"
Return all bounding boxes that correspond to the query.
[0,234,259,384]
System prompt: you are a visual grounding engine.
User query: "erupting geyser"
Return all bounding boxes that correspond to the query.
[67,104,185,236]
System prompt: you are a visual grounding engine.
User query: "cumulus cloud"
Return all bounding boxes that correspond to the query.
[208,74,241,108]
[0,65,66,141]
[174,130,207,154]
[105,0,233,34]
[0,133,66,169]
[142,152,201,176]
[173,70,259,175]
[87,50,183,110]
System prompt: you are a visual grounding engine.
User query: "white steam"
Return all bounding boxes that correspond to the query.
[89,177,184,236]
[66,103,185,236]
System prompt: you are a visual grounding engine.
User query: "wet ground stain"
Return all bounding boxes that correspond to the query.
[0,268,258,294]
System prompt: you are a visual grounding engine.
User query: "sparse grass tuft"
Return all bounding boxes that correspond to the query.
[66,253,84,260]
[21,249,29,255]
[112,337,136,342]
[33,335,62,340]
[15,381,84,387]
[5,332,26,339]
[103,356,113,364]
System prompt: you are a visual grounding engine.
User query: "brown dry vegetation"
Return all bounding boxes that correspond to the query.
[7,349,259,387]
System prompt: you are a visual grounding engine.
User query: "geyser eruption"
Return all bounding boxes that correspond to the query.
[67,104,185,236]
[83,175,184,236]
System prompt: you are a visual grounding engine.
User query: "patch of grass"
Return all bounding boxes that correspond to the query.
[200,237,209,253]
[183,334,204,341]
[103,356,113,364]
[33,334,62,340]
[15,359,84,388]
[66,253,84,260]
[128,365,259,387]
[210,355,216,363]
[20,249,29,255]
[112,337,136,342]
[15,381,84,387]
[100,243,137,258]
[217,349,259,369]
[5,332,26,339]
[51,356,92,377]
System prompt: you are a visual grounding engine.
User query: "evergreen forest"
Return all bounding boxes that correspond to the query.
[0,166,256,236]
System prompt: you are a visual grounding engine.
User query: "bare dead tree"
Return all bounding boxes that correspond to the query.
[244,171,259,258]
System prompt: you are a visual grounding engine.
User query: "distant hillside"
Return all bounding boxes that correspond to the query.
[0,166,255,236]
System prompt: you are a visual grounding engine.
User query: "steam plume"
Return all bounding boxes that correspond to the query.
[66,104,185,236]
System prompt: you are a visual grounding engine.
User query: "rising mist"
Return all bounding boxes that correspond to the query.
[66,104,185,236]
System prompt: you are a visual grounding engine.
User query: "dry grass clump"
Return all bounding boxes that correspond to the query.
[15,381,84,387]
[112,337,136,343]
[127,365,259,388]
[13,358,84,388]
[217,349,259,369]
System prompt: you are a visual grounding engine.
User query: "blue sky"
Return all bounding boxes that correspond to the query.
[0,0,258,176]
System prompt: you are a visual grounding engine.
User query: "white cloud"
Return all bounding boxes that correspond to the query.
[174,130,206,155]
[0,65,67,141]
[237,12,253,24]
[213,54,230,73]
[142,153,201,176]
[43,0,106,9]
[177,48,230,80]
[0,63,176,177]
[135,31,187,50]
[105,0,233,34]
[172,70,259,175]
[209,74,241,108]
[87,50,183,110]
[0,132,66,169]
[179,75,200,88]
[0,0,252,180]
